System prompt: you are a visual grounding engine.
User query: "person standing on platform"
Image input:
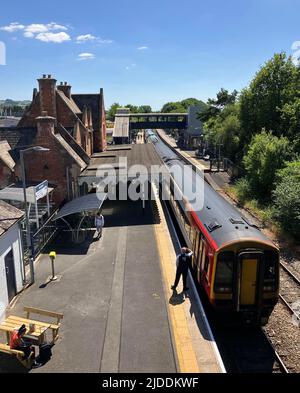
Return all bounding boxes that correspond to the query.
[171,247,193,292]
[95,212,104,239]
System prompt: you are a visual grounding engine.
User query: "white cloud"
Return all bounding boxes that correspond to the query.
[0,22,25,32]
[35,32,71,43]
[0,22,70,43]
[78,52,95,61]
[76,34,113,44]
[76,34,96,43]
[137,46,148,50]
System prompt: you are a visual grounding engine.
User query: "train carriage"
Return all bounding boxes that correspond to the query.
[165,175,279,326]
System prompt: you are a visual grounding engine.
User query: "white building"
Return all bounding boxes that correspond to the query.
[0,200,24,321]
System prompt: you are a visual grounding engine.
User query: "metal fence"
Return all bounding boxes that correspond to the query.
[22,208,59,264]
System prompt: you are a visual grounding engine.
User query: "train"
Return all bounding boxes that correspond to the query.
[145,129,159,144]
[154,132,279,326]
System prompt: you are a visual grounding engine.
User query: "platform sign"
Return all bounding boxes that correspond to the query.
[35,180,48,201]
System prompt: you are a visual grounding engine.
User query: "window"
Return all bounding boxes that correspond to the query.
[263,250,279,291]
[214,251,234,294]
[197,235,204,268]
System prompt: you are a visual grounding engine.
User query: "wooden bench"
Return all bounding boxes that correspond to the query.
[0,343,34,369]
[23,307,64,343]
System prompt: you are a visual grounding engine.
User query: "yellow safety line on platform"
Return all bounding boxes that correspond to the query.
[152,186,199,373]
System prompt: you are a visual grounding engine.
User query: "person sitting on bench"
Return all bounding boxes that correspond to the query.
[10,324,39,366]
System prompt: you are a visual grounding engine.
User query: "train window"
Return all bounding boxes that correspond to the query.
[197,235,204,267]
[204,254,209,272]
[214,251,234,294]
[263,250,279,291]
[190,226,196,246]
[201,243,207,270]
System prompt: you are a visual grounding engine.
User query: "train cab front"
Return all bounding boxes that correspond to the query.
[210,246,279,326]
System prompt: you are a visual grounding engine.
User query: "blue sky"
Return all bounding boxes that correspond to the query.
[0,0,299,110]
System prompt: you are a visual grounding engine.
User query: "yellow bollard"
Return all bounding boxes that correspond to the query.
[49,251,57,281]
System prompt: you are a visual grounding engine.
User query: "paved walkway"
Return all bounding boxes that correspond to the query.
[0,199,176,373]
[0,193,224,373]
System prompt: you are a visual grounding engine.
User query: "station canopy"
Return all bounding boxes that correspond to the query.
[53,193,107,221]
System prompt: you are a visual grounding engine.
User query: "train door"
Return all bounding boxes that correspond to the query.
[238,251,263,306]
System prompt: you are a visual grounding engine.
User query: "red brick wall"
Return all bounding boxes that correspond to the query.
[38,76,57,120]
[18,94,41,128]
[93,89,107,152]
[15,118,81,206]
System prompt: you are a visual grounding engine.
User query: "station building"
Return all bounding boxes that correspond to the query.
[0,201,24,321]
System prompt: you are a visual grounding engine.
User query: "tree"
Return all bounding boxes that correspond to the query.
[137,105,152,113]
[207,88,238,109]
[239,53,300,144]
[273,161,300,237]
[198,88,238,122]
[180,98,207,112]
[243,131,291,200]
[106,102,120,121]
[280,97,300,153]
[161,101,186,113]
[161,98,207,113]
[125,104,139,113]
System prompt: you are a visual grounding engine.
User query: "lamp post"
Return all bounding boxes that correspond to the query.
[20,146,50,285]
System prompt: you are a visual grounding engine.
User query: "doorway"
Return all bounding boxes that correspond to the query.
[4,249,17,302]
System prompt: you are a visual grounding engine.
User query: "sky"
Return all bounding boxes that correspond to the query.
[0,0,299,110]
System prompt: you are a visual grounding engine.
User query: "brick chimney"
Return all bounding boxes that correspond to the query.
[35,111,56,141]
[38,74,57,121]
[57,81,72,99]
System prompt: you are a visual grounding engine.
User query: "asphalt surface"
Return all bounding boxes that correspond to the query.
[0,199,176,373]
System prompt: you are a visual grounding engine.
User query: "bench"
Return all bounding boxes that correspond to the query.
[0,343,34,369]
[23,307,64,343]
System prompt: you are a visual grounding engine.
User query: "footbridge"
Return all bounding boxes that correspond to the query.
[113,110,187,143]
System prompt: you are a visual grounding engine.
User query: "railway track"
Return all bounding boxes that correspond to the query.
[156,133,298,373]
[279,262,300,321]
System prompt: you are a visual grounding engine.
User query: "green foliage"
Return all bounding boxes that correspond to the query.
[137,105,152,113]
[272,161,300,237]
[161,98,207,113]
[207,88,238,109]
[234,177,252,204]
[199,88,238,123]
[239,53,300,144]
[106,103,152,120]
[203,104,241,161]
[161,101,186,113]
[125,104,139,113]
[280,98,300,153]
[106,102,120,121]
[243,131,291,199]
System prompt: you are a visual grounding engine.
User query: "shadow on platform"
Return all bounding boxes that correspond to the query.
[45,199,161,256]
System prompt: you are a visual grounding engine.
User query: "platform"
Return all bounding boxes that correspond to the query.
[155,129,209,172]
[0,196,224,373]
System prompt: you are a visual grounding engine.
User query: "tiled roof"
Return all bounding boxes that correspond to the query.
[0,200,24,237]
[0,118,21,127]
[72,94,100,131]
[57,90,82,115]
[53,133,86,171]
[0,127,37,150]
